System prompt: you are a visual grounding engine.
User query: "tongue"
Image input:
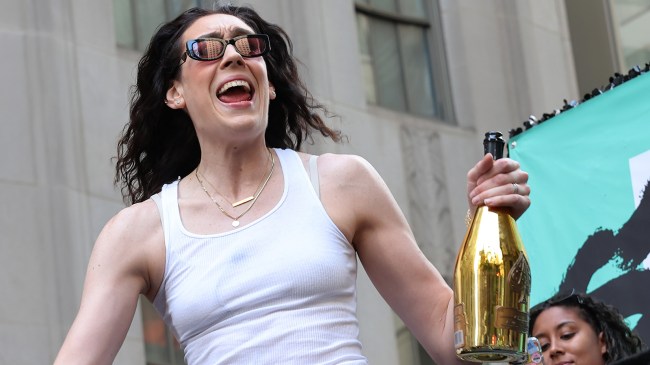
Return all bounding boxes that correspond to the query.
[218,88,251,103]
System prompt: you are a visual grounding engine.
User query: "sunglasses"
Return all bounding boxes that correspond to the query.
[179,34,270,65]
[531,289,580,313]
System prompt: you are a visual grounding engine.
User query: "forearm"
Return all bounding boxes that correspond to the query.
[54,292,139,365]
[416,292,473,365]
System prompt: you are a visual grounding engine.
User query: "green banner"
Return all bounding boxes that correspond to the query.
[509,72,650,339]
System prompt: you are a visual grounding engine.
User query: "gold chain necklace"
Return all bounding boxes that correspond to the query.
[197,164,270,208]
[195,149,275,227]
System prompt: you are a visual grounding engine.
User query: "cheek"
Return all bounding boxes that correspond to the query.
[181,62,217,84]
[575,334,607,364]
[251,58,269,76]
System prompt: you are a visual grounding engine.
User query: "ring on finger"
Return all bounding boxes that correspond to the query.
[512,183,519,194]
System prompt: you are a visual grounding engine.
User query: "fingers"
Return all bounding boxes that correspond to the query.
[478,182,530,204]
[467,153,495,184]
[476,158,521,186]
[470,180,530,206]
[466,156,531,219]
[483,193,531,220]
[467,154,494,200]
[469,161,528,202]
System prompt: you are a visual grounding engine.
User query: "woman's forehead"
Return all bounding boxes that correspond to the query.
[183,14,254,40]
[535,306,587,330]
[532,306,582,337]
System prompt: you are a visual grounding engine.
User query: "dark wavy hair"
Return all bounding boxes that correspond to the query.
[114,5,341,204]
[529,291,645,363]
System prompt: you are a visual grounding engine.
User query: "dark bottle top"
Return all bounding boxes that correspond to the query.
[484,131,505,160]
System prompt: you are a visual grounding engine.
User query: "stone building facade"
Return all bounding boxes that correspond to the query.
[2,0,642,364]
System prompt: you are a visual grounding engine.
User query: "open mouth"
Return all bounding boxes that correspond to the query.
[217,80,253,103]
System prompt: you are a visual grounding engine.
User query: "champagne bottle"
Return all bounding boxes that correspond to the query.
[453,131,531,363]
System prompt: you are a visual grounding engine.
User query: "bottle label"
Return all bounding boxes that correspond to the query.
[494,306,528,333]
[454,330,465,349]
[453,303,467,348]
[524,337,544,364]
[507,253,532,307]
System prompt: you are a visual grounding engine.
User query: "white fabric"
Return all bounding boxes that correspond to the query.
[152,148,366,364]
[309,154,320,198]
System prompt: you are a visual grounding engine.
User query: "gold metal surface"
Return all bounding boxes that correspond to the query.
[453,206,531,363]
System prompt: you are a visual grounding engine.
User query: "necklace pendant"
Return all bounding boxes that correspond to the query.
[232,196,254,207]
[195,149,274,230]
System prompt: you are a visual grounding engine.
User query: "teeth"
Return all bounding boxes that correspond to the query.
[218,80,251,94]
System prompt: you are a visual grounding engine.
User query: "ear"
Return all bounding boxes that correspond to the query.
[598,332,607,356]
[165,83,185,109]
[269,83,276,100]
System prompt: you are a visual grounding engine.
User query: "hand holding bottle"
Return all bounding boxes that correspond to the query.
[466,145,530,220]
[453,132,532,363]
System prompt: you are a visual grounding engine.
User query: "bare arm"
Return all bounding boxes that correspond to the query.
[54,200,164,365]
[318,153,530,364]
[318,154,466,364]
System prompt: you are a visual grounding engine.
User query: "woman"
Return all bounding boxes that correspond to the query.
[530,291,645,365]
[54,5,531,365]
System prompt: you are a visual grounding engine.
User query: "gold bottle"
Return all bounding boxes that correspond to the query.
[453,131,531,363]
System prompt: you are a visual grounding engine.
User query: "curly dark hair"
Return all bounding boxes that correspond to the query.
[114,5,341,205]
[529,291,645,363]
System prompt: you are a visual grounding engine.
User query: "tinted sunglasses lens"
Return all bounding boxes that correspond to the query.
[189,39,224,60]
[235,36,268,57]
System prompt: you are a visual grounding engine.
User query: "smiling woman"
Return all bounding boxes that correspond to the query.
[530,292,646,365]
[53,4,532,365]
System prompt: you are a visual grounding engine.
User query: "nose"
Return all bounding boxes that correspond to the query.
[219,43,244,68]
[548,339,564,359]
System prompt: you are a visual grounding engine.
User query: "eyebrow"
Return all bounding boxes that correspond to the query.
[533,321,576,338]
[197,26,253,39]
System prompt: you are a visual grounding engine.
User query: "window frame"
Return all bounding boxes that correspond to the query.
[355,0,455,123]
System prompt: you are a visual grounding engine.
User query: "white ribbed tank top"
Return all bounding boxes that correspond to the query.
[151,148,366,364]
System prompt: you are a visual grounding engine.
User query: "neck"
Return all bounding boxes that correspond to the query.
[196,147,273,201]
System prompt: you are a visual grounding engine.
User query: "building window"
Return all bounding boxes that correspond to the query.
[610,0,650,69]
[565,0,650,95]
[355,0,453,122]
[113,0,201,51]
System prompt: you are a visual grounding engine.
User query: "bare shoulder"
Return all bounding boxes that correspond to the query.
[92,198,165,298]
[54,199,165,364]
[103,198,162,239]
[96,199,163,255]
[295,151,379,188]
[315,153,380,183]
[310,153,394,243]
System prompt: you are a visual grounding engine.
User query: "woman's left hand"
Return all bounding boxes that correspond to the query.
[466,153,531,220]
